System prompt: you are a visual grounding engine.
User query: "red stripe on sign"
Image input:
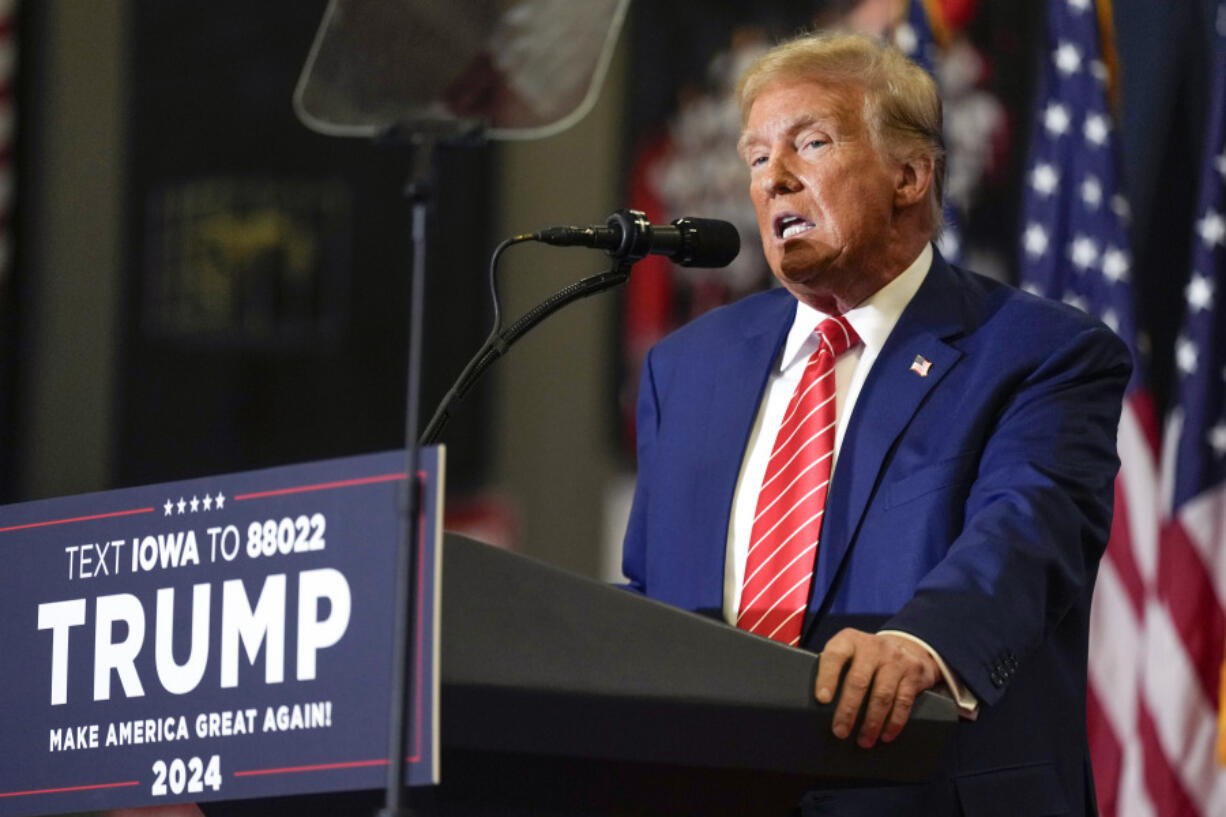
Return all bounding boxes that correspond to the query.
[234,758,388,777]
[234,473,407,501]
[1137,700,1202,817]
[0,507,156,534]
[0,780,140,798]
[1157,517,1225,709]
[1086,685,1123,817]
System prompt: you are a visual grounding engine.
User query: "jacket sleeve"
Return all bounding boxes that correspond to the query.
[883,322,1132,705]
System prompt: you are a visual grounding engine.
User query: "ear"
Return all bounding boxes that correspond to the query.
[893,154,935,210]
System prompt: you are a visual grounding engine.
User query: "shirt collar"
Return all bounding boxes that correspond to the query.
[778,242,934,372]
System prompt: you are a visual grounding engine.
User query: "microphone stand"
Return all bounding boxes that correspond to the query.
[377,117,483,817]
[420,259,631,446]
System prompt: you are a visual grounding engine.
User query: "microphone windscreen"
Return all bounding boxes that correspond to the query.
[674,217,741,268]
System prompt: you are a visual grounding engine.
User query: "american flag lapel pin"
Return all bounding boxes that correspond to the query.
[910,354,933,377]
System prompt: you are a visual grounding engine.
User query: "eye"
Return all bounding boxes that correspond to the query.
[747,153,769,168]
[802,137,827,150]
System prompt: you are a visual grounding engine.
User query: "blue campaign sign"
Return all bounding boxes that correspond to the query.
[0,447,443,816]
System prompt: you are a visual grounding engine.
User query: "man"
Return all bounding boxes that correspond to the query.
[622,32,1131,816]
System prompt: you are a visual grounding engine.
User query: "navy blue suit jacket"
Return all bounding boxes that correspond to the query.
[622,253,1131,816]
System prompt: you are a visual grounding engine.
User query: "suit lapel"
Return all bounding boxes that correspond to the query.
[691,290,795,607]
[804,254,979,630]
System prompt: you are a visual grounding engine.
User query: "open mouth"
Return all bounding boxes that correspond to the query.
[775,214,814,239]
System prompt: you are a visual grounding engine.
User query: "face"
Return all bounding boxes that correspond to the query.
[740,79,908,314]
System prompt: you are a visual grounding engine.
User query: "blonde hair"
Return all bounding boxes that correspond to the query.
[737,32,945,228]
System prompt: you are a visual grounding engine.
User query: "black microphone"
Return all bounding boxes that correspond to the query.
[534,208,740,268]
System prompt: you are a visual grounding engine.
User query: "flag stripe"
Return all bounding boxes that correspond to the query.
[1180,484,1226,605]
[1117,394,1162,581]
[1087,685,1124,817]
[1136,699,1202,817]
[1156,518,1225,709]
[1104,477,1146,618]
[1141,596,1226,812]
[1088,558,1140,742]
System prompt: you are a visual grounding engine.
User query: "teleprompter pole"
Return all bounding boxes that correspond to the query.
[377,136,429,817]
[377,120,481,817]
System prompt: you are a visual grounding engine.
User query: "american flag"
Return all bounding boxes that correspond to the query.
[1149,0,1226,812]
[1020,1,1226,815]
[893,0,964,265]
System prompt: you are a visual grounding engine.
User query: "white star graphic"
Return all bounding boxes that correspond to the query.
[1101,247,1130,282]
[937,229,960,260]
[176,497,187,515]
[215,492,226,510]
[1186,272,1214,311]
[1067,0,1091,11]
[1215,149,1226,180]
[164,499,174,516]
[1101,309,1120,332]
[203,494,213,511]
[1044,103,1071,137]
[1111,194,1131,223]
[1090,60,1109,85]
[1084,113,1110,147]
[1080,175,1103,209]
[894,23,918,55]
[1064,293,1090,313]
[1176,336,1198,375]
[1210,421,1226,458]
[1031,162,1060,196]
[1054,42,1083,75]
[1021,282,1044,297]
[1023,223,1049,258]
[1069,235,1100,270]
[190,495,200,512]
[1198,208,1226,247]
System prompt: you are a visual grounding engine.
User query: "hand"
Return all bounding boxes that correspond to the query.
[814,628,940,748]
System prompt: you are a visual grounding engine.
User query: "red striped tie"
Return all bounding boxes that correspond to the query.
[737,315,860,646]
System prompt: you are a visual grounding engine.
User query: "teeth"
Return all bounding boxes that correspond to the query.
[781,220,811,238]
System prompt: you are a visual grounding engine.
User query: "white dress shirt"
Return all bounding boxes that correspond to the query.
[722,243,978,717]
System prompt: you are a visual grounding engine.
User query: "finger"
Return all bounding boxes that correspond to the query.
[880,674,920,744]
[814,633,856,705]
[832,651,878,740]
[857,660,905,748]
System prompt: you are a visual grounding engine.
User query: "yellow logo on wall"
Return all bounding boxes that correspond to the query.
[143,177,351,346]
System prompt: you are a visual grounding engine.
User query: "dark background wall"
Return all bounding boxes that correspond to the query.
[115,0,492,490]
